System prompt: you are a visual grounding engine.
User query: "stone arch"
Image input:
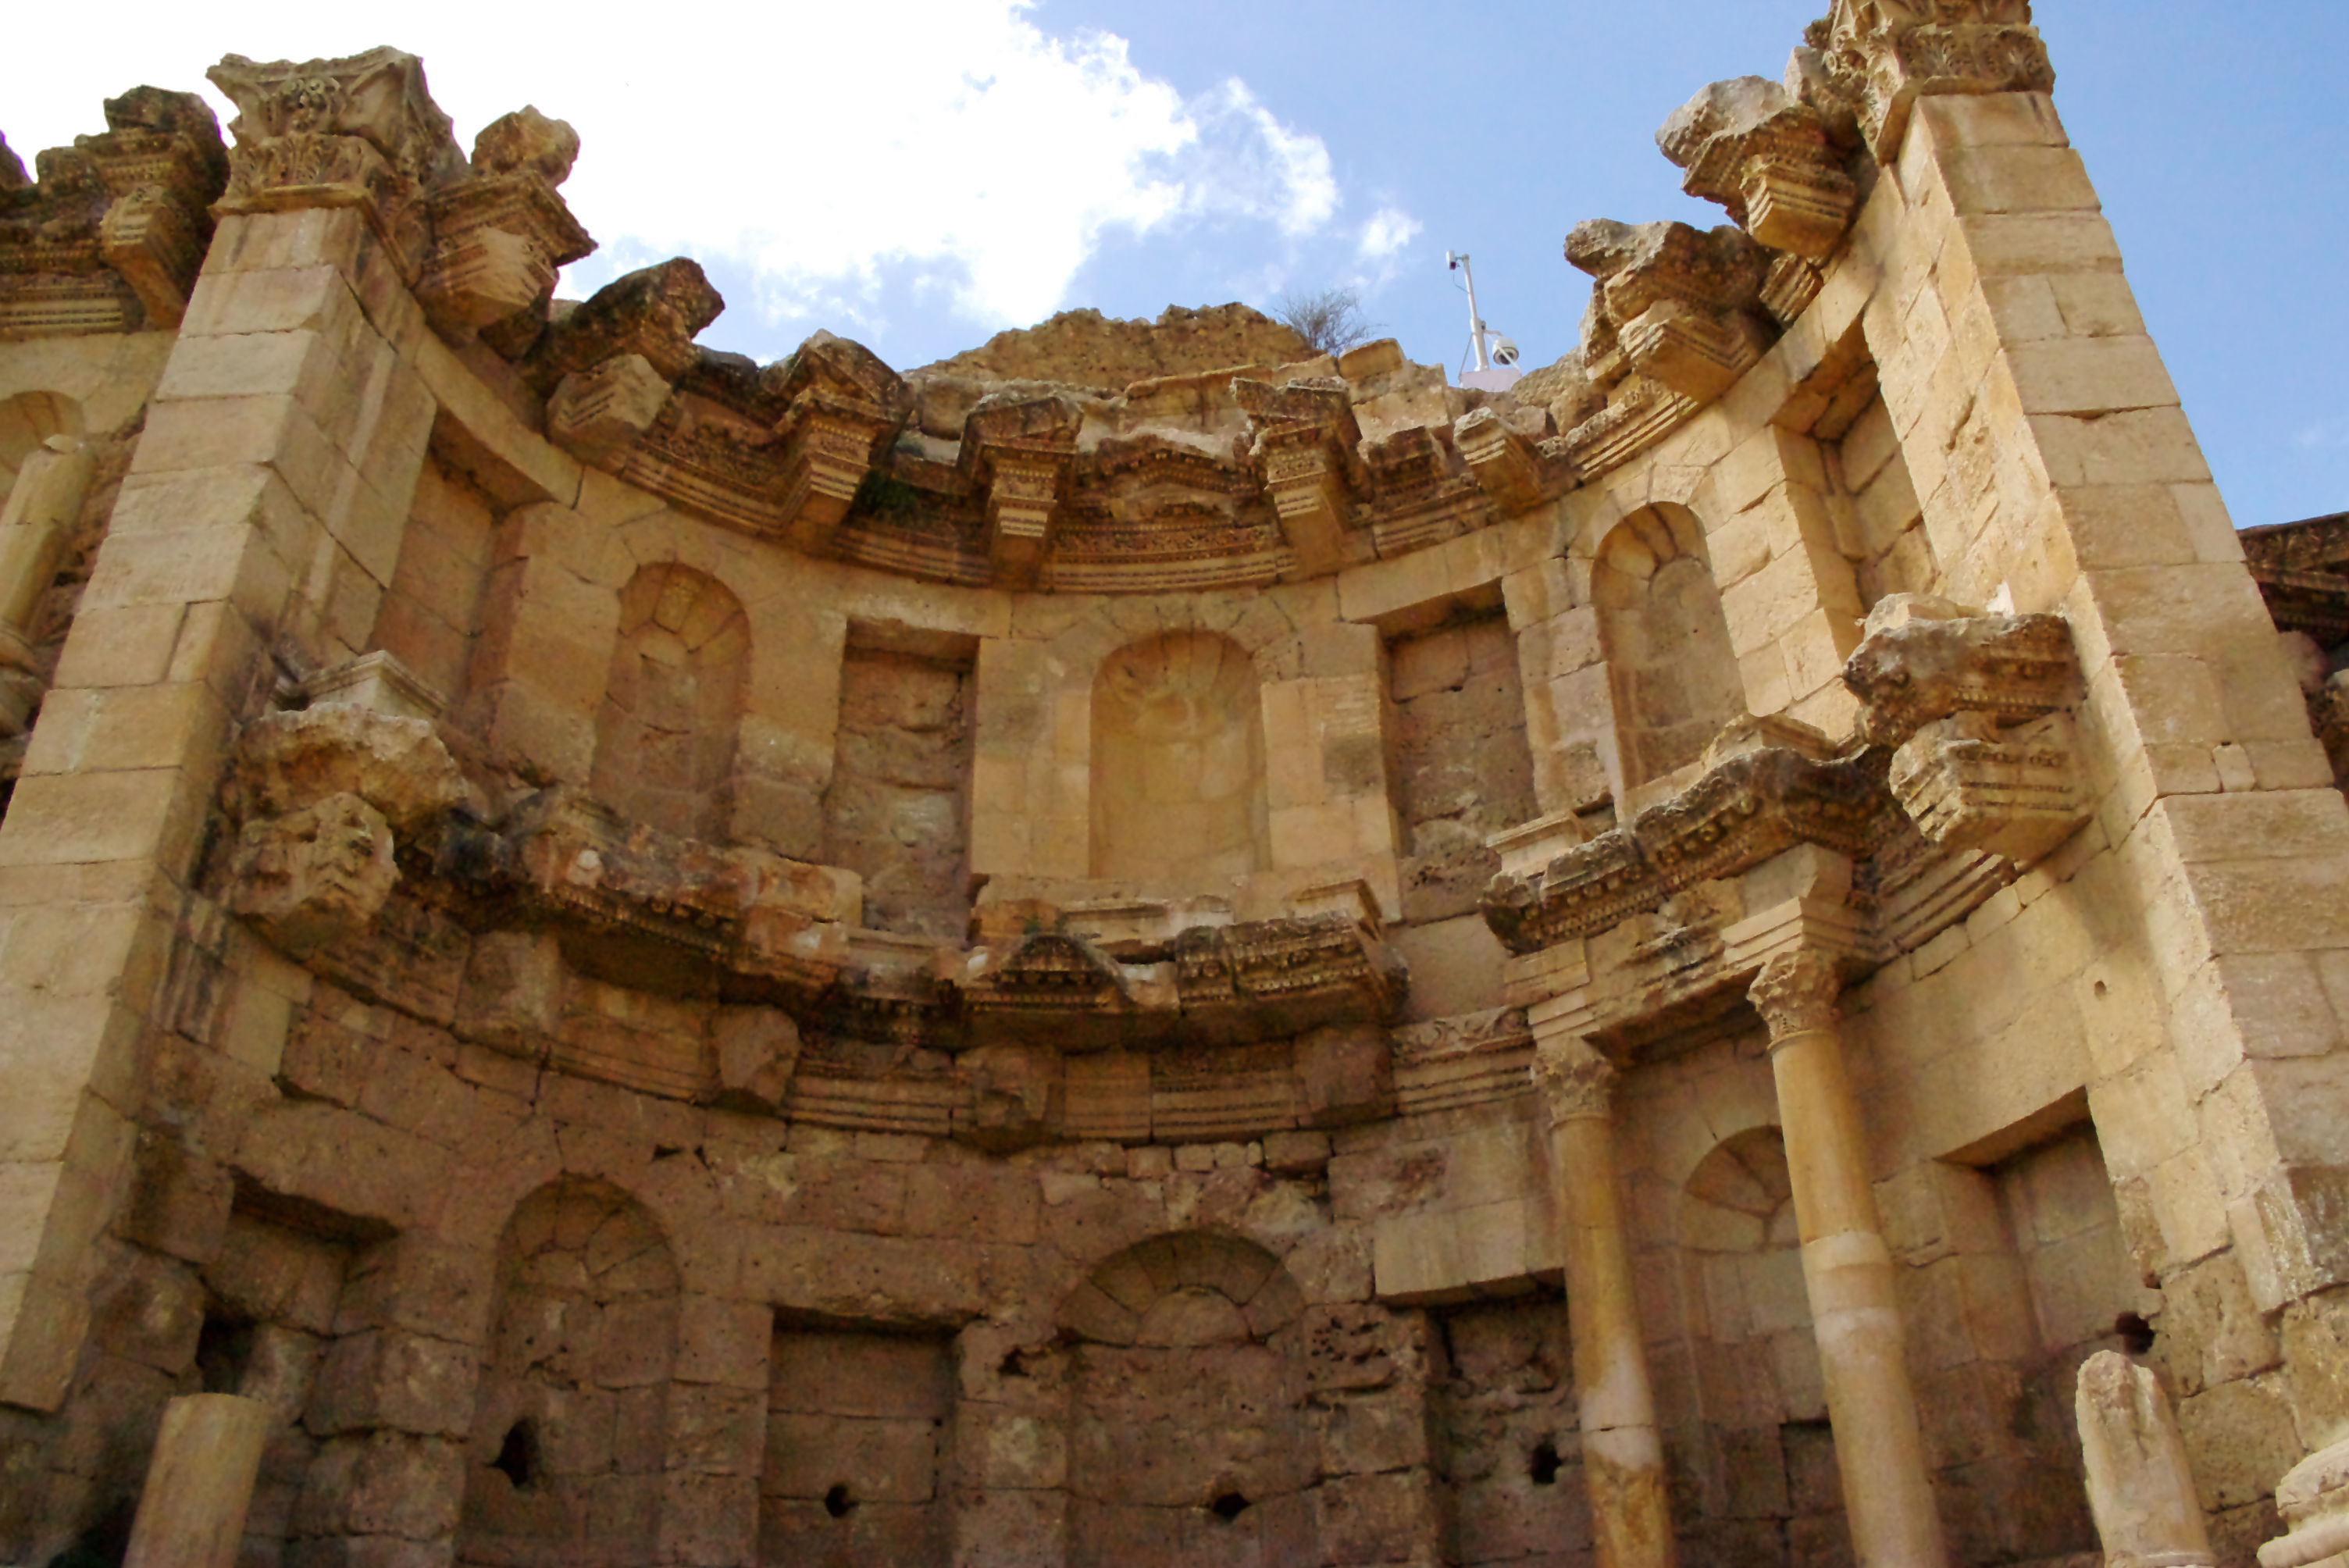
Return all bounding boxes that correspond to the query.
[1088,630,1269,882]
[458,1178,682,1568]
[1592,503,1745,789]
[1058,1231,1313,1565]
[1058,1230,1304,1347]
[590,563,749,841]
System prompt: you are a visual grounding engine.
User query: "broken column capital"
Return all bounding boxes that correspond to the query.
[208,47,467,278]
[1748,949,1843,1042]
[2076,1351,2215,1568]
[1804,1,2055,162]
[2262,1438,2349,1568]
[418,107,594,341]
[1659,76,1858,261]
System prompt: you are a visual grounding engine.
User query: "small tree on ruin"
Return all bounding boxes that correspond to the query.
[1272,286,1381,358]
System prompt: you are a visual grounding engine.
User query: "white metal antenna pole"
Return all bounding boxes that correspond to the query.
[1457,252,1492,373]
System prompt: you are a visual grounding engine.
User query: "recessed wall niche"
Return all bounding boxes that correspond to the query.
[821,623,978,939]
[1089,630,1269,882]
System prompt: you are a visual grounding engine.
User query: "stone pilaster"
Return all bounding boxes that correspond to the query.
[0,158,437,1406]
[1533,1026,1677,1568]
[1748,950,1947,1568]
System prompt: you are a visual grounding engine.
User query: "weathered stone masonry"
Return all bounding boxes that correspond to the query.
[5,6,2349,1568]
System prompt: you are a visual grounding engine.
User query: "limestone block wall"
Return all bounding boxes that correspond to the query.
[4,27,2349,1568]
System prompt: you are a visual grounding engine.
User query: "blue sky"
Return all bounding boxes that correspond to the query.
[8,3,2345,528]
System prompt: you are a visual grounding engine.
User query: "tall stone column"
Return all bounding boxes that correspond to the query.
[1534,1026,1677,1568]
[1748,952,1946,1568]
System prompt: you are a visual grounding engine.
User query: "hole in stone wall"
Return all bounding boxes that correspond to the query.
[2115,1312,2156,1355]
[1210,1491,1251,1521]
[824,1484,857,1519]
[492,1420,542,1491]
[1528,1438,1563,1486]
[999,1347,1030,1378]
[194,1311,256,1395]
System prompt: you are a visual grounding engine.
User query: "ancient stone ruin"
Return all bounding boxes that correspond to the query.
[2,6,2347,1567]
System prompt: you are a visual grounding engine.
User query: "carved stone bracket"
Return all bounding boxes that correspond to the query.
[222,700,471,955]
[765,332,907,553]
[1800,1,2055,162]
[0,88,227,337]
[1842,595,2089,865]
[1453,405,1574,515]
[418,107,593,341]
[540,258,725,469]
[208,48,467,280]
[1659,77,1859,261]
[1235,376,1367,573]
[964,395,1084,588]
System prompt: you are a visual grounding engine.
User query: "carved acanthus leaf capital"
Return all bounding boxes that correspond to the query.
[208,48,465,276]
[1804,0,2053,162]
[1532,1032,1617,1124]
[1749,950,1843,1040]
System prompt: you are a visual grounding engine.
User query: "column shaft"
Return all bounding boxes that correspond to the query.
[1752,953,1946,1568]
[123,1393,273,1568]
[1537,1031,1677,1568]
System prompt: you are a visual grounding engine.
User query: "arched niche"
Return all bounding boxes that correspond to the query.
[1592,504,1745,788]
[1089,631,1268,882]
[1678,1128,1845,1554]
[1059,1231,1311,1565]
[591,564,748,841]
[459,1178,682,1567]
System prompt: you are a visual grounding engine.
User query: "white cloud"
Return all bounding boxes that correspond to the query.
[2,0,1370,334]
[2296,418,2349,452]
[1356,206,1424,263]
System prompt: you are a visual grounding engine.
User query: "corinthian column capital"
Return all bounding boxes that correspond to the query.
[1532,1030,1618,1125]
[1749,950,1843,1042]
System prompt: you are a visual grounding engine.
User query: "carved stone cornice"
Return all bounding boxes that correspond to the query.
[1801,1,2055,162]
[1841,600,2078,748]
[208,48,466,280]
[539,257,725,389]
[1659,77,1859,261]
[1481,743,1888,955]
[0,88,228,337]
[1531,1031,1617,1125]
[418,107,593,342]
[1553,218,1775,472]
[1842,597,2091,865]
[1748,950,1843,1041]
